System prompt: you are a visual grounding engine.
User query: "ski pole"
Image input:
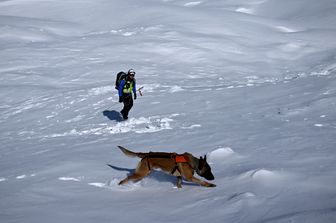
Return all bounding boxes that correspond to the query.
[138,86,144,96]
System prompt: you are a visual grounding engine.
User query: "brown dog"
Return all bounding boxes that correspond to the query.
[116,146,216,188]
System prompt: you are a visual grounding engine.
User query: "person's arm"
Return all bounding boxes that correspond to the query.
[118,80,125,97]
[132,80,137,95]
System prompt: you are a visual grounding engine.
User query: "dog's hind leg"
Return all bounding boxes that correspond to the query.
[119,159,150,185]
[118,173,148,185]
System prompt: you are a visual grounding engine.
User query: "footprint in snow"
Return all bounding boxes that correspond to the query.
[239,169,290,184]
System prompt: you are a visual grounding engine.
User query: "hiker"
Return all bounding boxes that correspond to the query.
[118,69,137,120]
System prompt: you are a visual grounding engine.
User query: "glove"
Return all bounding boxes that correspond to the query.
[119,96,123,103]
[134,93,137,100]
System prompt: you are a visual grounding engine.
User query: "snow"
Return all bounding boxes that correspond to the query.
[1,0,336,222]
[58,177,81,182]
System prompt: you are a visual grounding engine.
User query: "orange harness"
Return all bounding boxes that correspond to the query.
[171,154,189,176]
[144,153,190,175]
[175,155,188,163]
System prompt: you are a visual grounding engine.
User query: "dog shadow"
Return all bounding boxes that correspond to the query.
[107,164,175,185]
[103,110,123,122]
[107,164,201,187]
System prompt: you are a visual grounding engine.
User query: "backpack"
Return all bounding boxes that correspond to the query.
[115,71,127,90]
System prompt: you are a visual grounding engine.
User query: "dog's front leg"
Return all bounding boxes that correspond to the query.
[188,176,216,187]
[176,176,182,188]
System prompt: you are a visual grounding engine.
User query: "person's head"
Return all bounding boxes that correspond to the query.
[128,69,135,80]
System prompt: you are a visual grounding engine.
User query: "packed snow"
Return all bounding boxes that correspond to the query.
[1,0,336,222]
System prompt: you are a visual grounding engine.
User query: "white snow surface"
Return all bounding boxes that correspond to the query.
[1,0,336,222]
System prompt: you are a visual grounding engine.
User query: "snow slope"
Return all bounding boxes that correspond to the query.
[1,0,336,222]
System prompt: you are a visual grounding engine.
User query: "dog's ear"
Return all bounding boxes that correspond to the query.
[204,155,207,162]
[198,156,204,169]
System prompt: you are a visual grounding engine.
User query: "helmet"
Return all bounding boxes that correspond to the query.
[128,69,136,76]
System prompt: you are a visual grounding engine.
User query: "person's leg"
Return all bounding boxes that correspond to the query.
[121,95,133,119]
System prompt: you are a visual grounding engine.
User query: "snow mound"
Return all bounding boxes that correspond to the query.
[209,147,235,159]
[239,169,286,183]
[250,169,275,179]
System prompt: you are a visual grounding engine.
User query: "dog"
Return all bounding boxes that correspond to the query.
[116,146,216,188]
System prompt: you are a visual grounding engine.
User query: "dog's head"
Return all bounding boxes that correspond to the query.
[197,155,215,181]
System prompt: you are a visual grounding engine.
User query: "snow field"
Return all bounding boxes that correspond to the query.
[1,0,336,222]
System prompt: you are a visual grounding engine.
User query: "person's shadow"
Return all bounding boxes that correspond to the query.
[103,110,123,122]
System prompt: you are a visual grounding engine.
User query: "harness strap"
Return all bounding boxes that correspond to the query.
[147,152,174,159]
[143,152,192,175]
[146,157,151,171]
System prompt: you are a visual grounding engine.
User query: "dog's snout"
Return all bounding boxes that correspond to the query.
[207,174,215,181]
[204,171,215,181]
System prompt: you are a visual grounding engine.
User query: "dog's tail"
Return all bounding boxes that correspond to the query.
[117,146,147,158]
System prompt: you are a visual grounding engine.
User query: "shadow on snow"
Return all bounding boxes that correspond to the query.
[103,110,123,122]
[107,164,200,187]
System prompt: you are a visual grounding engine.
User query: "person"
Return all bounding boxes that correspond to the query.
[118,69,137,120]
